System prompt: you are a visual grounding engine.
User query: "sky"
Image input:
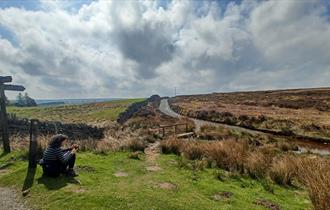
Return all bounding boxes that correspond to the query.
[0,0,330,99]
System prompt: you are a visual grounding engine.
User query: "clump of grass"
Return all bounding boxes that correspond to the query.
[269,155,297,186]
[78,139,99,151]
[245,150,273,179]
[181,141,206,160]
[296,157,330,210]
[125,138,147,152]
[160,138,183,155]
[206,139,247,173]
[95,139,115,154]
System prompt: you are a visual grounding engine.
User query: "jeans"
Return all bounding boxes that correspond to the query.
[42,154,76,177]
[61,153,76,172]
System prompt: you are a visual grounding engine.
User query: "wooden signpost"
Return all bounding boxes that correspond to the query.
[0,76,25,153]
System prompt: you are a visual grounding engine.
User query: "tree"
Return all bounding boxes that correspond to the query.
[23,92,37,107]
[15,92,37,107]
[16,92,24,106]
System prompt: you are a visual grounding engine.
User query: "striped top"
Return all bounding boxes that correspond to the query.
[43,147,73,163]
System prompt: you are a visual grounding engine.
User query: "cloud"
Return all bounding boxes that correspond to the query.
[0,0,329,99]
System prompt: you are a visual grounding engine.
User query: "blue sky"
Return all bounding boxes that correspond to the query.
[0,0,330,99]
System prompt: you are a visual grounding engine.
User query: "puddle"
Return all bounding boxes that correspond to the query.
[294,146,330,156]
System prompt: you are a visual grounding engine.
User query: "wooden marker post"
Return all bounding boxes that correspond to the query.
[0,76,25,153]
[29,119,39,168]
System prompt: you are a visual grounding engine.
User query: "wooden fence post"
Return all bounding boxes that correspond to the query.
[28,119,39,168]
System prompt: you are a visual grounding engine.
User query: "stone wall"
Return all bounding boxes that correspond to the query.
[5,114,104,140]
[117,95,161,124]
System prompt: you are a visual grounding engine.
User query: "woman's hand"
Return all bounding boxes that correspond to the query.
[71,144,79,149]
[71,148,77,154]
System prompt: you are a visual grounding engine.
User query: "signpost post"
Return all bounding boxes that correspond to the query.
[0,76,25,153]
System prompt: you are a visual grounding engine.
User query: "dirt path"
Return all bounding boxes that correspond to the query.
[144,142,162,172]
[159,99,258,133]
[0,187,29,210]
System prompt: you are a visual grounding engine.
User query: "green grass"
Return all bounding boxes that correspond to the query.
[0,150,311,210]
[7,98,144,123]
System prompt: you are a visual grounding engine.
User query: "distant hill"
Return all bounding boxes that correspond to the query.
[35,98,124,106]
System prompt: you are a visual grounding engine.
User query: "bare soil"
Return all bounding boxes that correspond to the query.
[0,187,29,210]
[254,198,281,210]
[157,182,177,190]
[114,171,128,177]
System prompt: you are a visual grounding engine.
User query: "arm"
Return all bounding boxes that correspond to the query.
[61,148,73,152]
[57,148,74,163]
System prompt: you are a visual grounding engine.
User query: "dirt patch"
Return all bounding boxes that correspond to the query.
[157,182,177,190]
[72,188,86,193]
[212,191,233,201]
[254,199,281,210]
[0,187,29,210]
[144,142,160,162]
[76,165,96,173]
[114,171,128,177]
[0,169,9,174]
[146,165,162,172]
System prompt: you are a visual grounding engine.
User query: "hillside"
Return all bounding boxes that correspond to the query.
[7,98,144,124]
[169,88,330,140]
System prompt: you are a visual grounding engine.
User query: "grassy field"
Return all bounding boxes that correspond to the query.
[169,88,330,139]
[0,150,310,210]
[7,98,144,123]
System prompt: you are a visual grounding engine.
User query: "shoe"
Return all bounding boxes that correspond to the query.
[67,168,78,177]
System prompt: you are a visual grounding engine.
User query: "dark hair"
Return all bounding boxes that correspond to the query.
[48,134,68,148]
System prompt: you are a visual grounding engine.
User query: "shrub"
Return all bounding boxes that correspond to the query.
[269,156,297,186]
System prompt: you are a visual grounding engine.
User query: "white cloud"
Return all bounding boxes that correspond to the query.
[0,0,329,99]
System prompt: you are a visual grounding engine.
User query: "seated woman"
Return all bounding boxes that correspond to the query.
[41,134,79,177]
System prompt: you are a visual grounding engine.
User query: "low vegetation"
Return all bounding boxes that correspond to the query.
[169,88,330,140]
[160,137,330,210]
